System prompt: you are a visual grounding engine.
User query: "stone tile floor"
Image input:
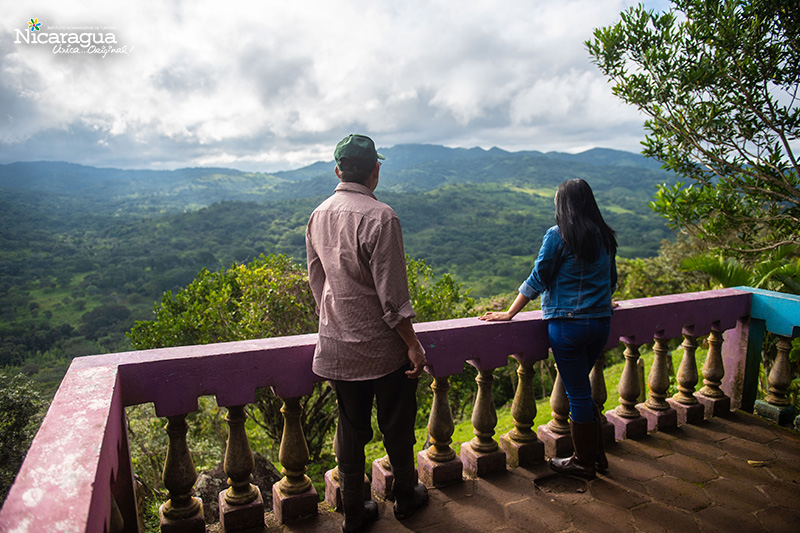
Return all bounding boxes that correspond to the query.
[213,410,800,532]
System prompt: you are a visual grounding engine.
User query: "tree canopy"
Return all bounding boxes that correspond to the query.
[587,0,800,254]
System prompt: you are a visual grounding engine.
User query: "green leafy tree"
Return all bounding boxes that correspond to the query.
[587,0,800,254]
[0,374,43,504]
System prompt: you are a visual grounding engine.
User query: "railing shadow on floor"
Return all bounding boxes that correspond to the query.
[0,287,797,532]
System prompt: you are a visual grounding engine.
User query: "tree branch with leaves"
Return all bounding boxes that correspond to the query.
[587,0,800,254]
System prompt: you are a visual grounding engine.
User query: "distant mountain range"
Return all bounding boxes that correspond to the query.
[0,145,670,214]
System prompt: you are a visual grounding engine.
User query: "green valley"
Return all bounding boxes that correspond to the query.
[0,145,677,390]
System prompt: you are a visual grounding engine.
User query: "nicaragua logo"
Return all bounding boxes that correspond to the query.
[14,18,133,57]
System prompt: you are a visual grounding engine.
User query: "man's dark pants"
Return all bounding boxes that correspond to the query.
[332,364,418,476]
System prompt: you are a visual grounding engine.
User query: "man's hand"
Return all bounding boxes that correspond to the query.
[394,317,427,379]
[406,341,427,378]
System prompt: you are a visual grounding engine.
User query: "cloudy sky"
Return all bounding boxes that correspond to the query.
[0,0,671,172]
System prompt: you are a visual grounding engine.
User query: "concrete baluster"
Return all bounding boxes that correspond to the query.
[417,376,463,486]
[109,491,124,533]
[537,368,573,458]
[767,336,794,410]
[667,332,705,424]
[427,376,456,462]
[606,343,648,440]
[674,333,699,404]
[219,404,263,531]
[696,328,732,417]
[646,337,671,411]
[548,370,571,434]
[755,336,798,425]
[159,414,205,532]
[461,369,506,477]
[590,353,608,414]
[590,353,615,445]
[765,336,793,406]
[272,397,317,523]
[616,342,642,418]
[500,357,544,467]
[638,336,678,431]
[469,369,498,454]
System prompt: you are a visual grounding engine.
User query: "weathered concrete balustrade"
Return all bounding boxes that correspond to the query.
[1,287,798,532]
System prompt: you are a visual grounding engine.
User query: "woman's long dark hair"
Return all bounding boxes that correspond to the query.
[554,178,617,263]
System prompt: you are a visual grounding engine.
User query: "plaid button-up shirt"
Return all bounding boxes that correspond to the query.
[306,182,416,381]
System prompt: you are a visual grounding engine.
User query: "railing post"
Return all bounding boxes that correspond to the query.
[606,343,648,440]
[755,336,799,425]
[536,368,573,458]
[113,406,142,533]
[696,328,732,418]
[721,316,762,411]
[667,332,705,424]
[417,376,463,487]
[461,369,507,477]
[499,357,544,467]
[159,414,205,533]
[272,396,317,523]
[219,404,264,532]
[637,336,678,431]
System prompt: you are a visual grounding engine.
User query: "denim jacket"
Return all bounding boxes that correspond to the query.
[519,226,617,320]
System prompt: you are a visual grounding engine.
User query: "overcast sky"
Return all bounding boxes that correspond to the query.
[0,1,672,172]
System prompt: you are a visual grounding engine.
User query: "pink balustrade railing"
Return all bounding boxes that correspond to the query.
[2,287,797,532]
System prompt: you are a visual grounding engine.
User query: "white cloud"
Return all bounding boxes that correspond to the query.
[0,0,667,171]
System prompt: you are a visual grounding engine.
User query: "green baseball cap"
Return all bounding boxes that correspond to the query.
[334,134,385,172]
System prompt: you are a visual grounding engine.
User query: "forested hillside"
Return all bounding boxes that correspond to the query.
[0,145,677,389]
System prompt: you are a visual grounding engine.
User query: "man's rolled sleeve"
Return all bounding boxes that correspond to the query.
[369,217,416,329]
[382,299,416,329]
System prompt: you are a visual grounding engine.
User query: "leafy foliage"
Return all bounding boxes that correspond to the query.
[615,236,712,299]
[128,254,316,348]
[680,245,800,293]
[406,255,476,322]
[0,374,43,504]
[588,0,800,254]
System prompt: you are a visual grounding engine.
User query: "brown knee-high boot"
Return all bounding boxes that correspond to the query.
[549,418,599,479]
[340,472,378,532]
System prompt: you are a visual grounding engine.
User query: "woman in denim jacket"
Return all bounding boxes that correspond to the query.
[480,178,617,479]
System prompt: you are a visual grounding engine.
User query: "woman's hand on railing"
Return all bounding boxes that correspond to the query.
[478,311,514,321]
[479,292,530,322]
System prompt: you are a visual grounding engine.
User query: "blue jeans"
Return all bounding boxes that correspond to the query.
[548,317,611,424]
